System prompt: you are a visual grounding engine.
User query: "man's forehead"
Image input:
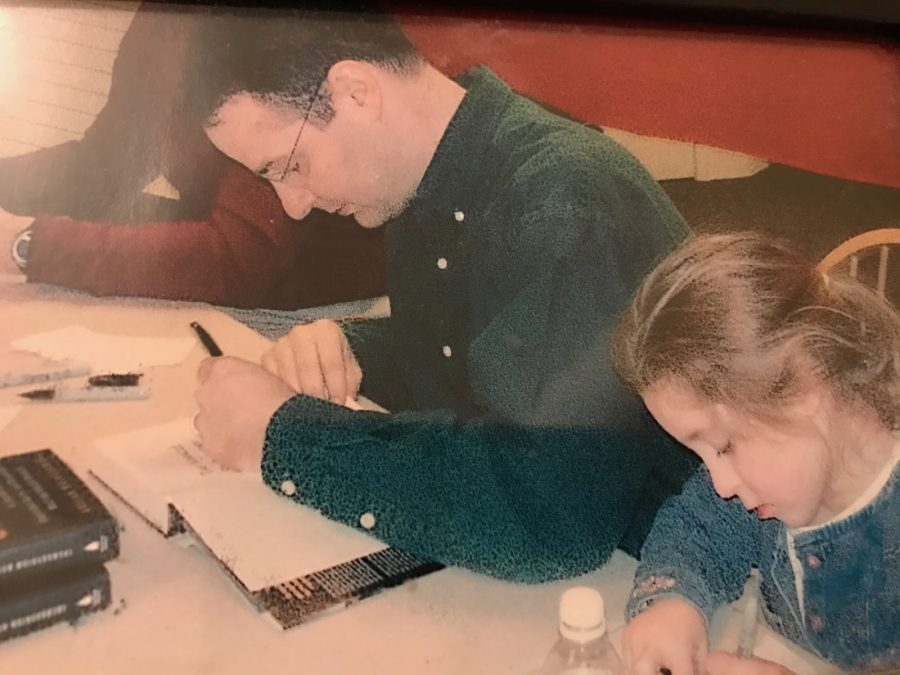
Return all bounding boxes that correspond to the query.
[215,93,300,132]
[206,94,300,171]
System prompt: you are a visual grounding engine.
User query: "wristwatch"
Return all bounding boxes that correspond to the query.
[11,227,32,271]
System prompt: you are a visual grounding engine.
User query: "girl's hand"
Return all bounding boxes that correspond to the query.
[622,596,708,675]
[705,650,796,675]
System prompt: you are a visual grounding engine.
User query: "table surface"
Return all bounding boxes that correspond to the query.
[0,278,837,674]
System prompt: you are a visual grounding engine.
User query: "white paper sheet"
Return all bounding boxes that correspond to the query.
[0,406,22,433]
[12,325,195,372]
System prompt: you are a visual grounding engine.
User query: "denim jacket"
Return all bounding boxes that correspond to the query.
[626,462,900,672]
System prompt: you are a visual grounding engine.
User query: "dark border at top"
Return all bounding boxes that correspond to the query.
[168,0,900,38]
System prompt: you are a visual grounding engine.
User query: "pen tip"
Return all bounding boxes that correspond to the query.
[20,389,53,400]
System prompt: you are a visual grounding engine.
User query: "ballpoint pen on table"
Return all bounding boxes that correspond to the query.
[0,364,91,389]
[19,386,150,402]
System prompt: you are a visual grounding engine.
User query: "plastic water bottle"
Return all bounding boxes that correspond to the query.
[534,586,624,675]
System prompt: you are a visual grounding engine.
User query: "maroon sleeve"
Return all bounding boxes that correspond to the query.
[25,162,304,308]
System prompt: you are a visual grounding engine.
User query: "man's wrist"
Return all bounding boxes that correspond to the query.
[11,226,32,271]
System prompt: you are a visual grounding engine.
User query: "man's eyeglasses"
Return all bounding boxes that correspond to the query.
[272,80,325,183]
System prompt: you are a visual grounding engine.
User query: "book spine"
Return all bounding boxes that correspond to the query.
[256,548,444,629]
[0,519,120,582]
[0,565,111,643]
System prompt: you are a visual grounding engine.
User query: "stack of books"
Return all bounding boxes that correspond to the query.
[0,449,119,643]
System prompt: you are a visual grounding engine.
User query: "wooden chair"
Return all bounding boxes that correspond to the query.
[818,228,900,299]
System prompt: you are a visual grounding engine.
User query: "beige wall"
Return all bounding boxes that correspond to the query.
[0,1,766,179]
[0,0,138,157]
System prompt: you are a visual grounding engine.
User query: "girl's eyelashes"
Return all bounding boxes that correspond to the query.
[717,441,734,457]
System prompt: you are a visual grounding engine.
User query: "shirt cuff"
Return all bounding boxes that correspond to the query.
[627,567,717,629]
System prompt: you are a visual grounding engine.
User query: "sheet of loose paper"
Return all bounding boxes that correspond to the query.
[12,325,195,372]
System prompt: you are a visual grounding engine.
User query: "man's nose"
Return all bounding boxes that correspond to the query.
[273,183,316,220]
[708,461,741,500]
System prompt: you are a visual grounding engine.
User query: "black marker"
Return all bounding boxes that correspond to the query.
[190,321,223,357]
[20,386,150,402]
[88,372,143,387]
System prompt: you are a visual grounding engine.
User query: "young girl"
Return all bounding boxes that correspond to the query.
[611,232,899,675]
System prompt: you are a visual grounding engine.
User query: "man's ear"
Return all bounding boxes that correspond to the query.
[325,60,382,121]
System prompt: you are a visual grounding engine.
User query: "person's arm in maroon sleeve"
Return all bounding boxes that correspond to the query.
[24,161,305,308]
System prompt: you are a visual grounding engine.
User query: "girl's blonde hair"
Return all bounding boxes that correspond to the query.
[612,232,900,428]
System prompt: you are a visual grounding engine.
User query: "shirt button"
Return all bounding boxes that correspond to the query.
[280,480,297,496]
[359,512,376,529]
[806,554,821,568]
[809,614,824,631]
[453,210,465,222]
[442,345,452,358]
[436,257,448,270]
[504,333,524,353]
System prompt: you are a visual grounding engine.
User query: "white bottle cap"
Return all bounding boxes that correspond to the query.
[559,586,606,643]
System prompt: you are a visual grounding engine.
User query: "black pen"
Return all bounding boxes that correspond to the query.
[190,321,223,357]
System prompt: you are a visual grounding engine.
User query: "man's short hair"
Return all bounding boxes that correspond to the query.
[185,5,424,126]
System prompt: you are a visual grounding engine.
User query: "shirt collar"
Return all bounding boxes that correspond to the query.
[403,66,515,222]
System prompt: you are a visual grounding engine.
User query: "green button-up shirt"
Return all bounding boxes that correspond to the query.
[262,67,697,582]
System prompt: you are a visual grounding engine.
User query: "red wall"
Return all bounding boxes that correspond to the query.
[395,11,900,188]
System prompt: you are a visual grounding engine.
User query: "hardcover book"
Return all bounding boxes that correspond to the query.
[89,419,442,630]
[0,564,111,644]
[0,449,120,582]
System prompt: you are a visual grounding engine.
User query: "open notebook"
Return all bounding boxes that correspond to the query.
[89,419,442,629]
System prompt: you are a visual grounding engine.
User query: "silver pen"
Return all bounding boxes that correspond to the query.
[19,386,150,402]
[0,364,91,389]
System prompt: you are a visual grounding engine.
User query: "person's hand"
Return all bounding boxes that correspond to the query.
[705,651,796,675]
[194,356,296,472]
[260,319,362,405]
[0,206,34,276]
[622,596,708,675]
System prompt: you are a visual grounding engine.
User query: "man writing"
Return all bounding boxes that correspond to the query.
[0,4,386,309]
[191,8,697,582]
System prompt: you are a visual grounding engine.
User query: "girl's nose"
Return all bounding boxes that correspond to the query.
[708,461,741,500]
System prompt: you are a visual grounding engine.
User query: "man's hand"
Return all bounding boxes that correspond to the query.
[705,651,796,675]
[194,356,296,472]
[0,206,34,276]
[260,319,362,405]
[622,596,708,675]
